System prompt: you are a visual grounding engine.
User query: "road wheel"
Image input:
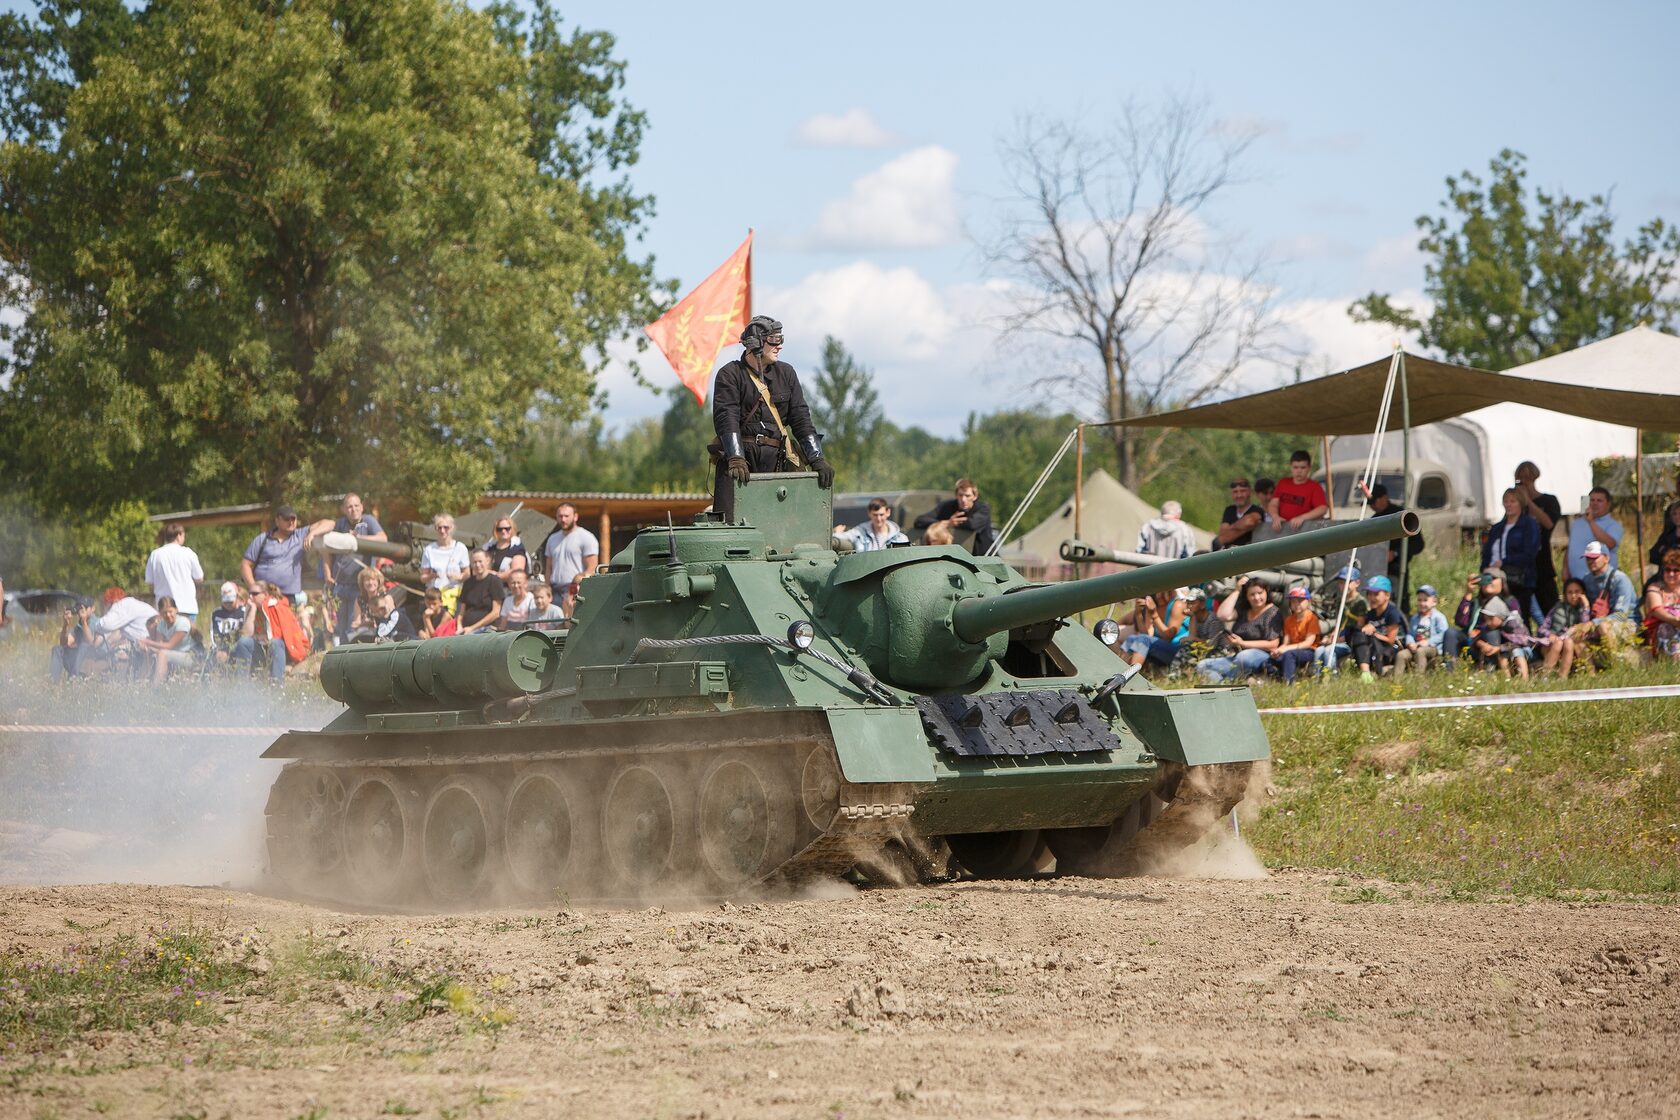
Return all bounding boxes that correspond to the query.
[503,764,599,903]
[422,774,504,905]
[341,769,425,904]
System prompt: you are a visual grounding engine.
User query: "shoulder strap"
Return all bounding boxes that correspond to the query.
[745,366,797,462]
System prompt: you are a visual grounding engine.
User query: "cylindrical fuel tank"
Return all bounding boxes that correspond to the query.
[320,631,558,711]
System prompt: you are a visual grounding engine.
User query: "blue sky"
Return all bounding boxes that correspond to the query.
[567,0,1680,434]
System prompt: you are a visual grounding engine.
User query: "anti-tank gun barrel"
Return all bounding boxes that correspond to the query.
[1059,539,1325,582]
[313,531,416,565]
[954,512,1419,644]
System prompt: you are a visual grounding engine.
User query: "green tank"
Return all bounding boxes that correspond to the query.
[262,475,1417,906]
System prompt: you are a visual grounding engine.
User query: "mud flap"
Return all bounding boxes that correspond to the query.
[1113,687,1270,766]
[824,707,936,783]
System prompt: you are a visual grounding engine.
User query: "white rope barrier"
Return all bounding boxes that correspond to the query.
[0,725,287,736]
[1258,682,1680,716]
[3,682,1677,735]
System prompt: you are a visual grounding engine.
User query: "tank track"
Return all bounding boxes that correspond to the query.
[265,730,1256,909]
[264,732,921,910]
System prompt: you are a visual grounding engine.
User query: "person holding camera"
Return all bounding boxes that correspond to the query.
[1117,589,1191,671]
[50,600,98,681]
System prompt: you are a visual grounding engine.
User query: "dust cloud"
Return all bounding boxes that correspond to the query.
[0,635,337,888]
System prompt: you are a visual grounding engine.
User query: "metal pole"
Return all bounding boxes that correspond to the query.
[1074,425,1085,545]
[1636,429,1645,580]
[1399,351,1411,601]
[1321,434,1334,512]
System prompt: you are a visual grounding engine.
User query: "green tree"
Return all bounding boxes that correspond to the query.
[808,336,882,479]
[0,0,661,517]
[1350,149,1680,369]
[644,391,713,492]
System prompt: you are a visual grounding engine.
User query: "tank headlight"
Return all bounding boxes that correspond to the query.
[1093,618,1122,646]
[786,620,816,651]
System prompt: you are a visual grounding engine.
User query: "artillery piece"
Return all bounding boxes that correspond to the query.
[262,474,1417,907]
[1059,538,1328,598]
[312,502,555,604]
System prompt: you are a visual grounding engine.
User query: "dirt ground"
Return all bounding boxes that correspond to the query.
[1,873,1675,1120]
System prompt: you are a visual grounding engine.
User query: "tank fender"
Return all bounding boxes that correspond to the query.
[1112,688,1269,766]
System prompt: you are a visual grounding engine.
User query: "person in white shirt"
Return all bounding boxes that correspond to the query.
[542,502,599,616]
[530,580,565,625]
[419,514,471,592]
[836,499,908,552]
[95,587,159,645]
[499,569,536,629]
[143,522,205,619]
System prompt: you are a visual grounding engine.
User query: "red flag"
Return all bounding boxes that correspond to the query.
[643,232,752,405]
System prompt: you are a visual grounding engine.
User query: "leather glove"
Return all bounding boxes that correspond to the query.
[727,456,750,485]
[812,458,834,488]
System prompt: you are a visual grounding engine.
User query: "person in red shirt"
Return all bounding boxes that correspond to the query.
[1268,450,1329,531]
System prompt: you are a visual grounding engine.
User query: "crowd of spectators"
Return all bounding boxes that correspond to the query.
[1104,452,1680,686]
[41,492,588,686]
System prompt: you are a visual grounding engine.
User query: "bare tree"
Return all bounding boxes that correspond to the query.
[980,96,1291,490]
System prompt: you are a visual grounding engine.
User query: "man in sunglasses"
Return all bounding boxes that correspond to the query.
[241,503,317,608]
[486,517,529,579]
[711,315,833,520]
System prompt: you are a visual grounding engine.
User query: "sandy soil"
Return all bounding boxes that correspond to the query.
[1,874,1676,1120]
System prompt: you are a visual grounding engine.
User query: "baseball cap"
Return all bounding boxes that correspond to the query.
[1416,584,1438,598]
[1480,567,1505,584]
[1335,565,1360,582]
[1480,596,1510,619]
[1365,574,1393,594]
[1581,541,1608,558]
[220,581,240,603]
[1286,586,1310,600]
[274,504,298,520]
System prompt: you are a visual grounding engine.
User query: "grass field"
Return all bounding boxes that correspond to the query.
[1249,662,1680,898]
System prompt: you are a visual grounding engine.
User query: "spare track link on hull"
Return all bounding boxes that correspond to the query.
[263,734,914,909]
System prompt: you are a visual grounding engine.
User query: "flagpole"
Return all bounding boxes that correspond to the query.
[747,227,754,320]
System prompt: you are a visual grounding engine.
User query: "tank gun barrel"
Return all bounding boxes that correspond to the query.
[954,512,1418,644]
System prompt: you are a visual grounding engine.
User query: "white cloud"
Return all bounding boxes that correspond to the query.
[793,108,897,149]
[1277,292,1429,377]
[765,261,957,362]
[804,146,961,250]
[763,262,1020,433]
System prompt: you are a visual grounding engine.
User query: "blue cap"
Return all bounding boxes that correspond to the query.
[1336,565,1360,582]
[1365,574,1393,593]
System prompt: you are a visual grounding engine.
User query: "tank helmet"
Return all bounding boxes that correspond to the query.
[740,315,784,354]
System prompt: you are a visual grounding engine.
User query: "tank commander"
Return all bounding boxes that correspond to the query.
[711,315,833,518]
